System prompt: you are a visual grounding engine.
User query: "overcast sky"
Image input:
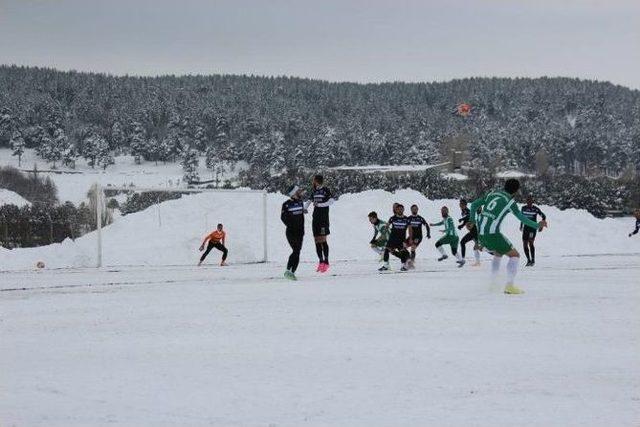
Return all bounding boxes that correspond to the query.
[0,0,638,88]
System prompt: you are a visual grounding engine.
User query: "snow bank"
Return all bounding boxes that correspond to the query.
[0,189,637,270]
[0,189,31,207]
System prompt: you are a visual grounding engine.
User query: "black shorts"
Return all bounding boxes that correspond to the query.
[386,238,406,251]
[312,221,330,237]
[522,227,537,241]
[411,236,423,246]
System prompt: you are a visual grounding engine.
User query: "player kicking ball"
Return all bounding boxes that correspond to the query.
[198,223,228,266]
[430,206,465,268]
[469,179,547,295]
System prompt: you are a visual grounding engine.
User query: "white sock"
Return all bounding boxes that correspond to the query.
[455,251,463,261]
[506,257,519,285]
[474,250,481,262]
[491,255,501,277]
[437,246,446,256]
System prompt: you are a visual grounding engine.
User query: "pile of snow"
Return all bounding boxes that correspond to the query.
[0,189,637,270]
[0,189,31,207]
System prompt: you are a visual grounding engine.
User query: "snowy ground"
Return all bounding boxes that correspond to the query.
[2,157,640,425]
[1,253,639,426]
[0,149,247,204]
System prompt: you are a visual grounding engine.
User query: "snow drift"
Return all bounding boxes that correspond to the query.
[0,189,31,207]
[0,189,637,270]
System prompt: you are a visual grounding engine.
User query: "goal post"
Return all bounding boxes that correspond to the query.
[94,184,269,268]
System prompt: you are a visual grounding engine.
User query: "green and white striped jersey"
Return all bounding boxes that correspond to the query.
[373,219,390,243]
[432,216,457,237]
[470,190,539,235]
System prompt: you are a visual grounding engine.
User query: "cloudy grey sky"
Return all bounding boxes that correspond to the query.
[0,0,638,88]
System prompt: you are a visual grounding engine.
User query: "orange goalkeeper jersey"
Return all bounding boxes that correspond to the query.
[203,230,226,245]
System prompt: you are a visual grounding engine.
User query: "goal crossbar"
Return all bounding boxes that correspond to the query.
[95,184,268,268]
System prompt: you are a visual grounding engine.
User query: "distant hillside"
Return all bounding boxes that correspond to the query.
[0,65,638,178]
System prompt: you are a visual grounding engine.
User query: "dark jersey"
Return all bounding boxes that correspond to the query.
[458,207,470,229]
[387,215,411,243]
[310,186,333,225]
[408,214,429,238]
[281,198,305,233]
[521,205,546,230]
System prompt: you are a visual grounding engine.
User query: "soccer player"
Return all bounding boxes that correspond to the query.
[629,210,640,237]
[407,204,430,268]
[306,174,334,273]
[469,179,547,295]
[458,199,481,266]
[379,203,413,272]
[281,185,306,281]
[430,206,465,267]
[520,195,547,266]
[198,223,228,266]
[368,211,390,259]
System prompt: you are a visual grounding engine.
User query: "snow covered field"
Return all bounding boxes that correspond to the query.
[2,165,640,425]
[1,254,639,426]
[0,149,247,204]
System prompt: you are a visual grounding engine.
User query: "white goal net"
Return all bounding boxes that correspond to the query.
[96,186,268,268]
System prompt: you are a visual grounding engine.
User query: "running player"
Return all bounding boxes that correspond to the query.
[281,185,306,281]
[520,195,547,266]
[368,211,390,260]
[469,179,547,295]
[198,223,228,266]
[629,210,640,237]
[306,174,334,273]
[379,203,413,272]
[430,206,465,267]
[458,199,481,266]
[407,204,430,268]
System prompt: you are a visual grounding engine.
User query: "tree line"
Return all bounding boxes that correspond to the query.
[0,65,638,183]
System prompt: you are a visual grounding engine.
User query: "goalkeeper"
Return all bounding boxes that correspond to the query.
[198,223,228,266]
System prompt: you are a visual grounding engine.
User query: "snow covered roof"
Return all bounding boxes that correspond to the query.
[0,189,31,207]
[329,162,450,173]
[495,170,536,179]
[441,172,469,181]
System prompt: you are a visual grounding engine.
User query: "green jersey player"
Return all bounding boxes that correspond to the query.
[430,206,465,267]
[469,178,547,294]
[368,211,390,260]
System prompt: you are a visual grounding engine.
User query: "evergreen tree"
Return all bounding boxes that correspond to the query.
[10,130,25,166]
[110,121,126,152]
[95,135,114,170]
[129,121,146,164]
[181,148,200,183]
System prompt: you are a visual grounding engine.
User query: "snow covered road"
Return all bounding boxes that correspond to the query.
[1,255,639,426]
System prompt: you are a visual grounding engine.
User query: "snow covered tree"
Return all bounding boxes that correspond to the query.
[83,133,111,169]
[10,130,25,166]
[205,144,217,170]
[129,122,146,164]
[96,136,114,170]
[193,125,207,151]
[181,148,200,183]
[36,133,62,168]
[110,121,126,152]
